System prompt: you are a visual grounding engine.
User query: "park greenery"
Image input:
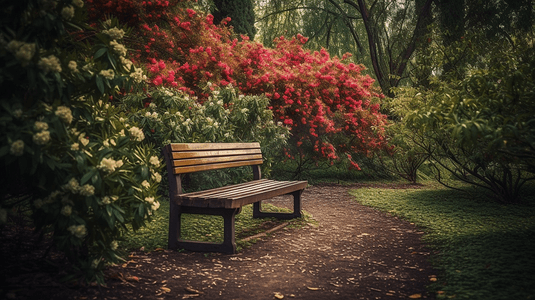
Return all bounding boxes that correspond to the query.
[1,0,534,297]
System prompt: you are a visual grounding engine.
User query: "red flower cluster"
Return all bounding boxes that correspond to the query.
[86,0,388,168]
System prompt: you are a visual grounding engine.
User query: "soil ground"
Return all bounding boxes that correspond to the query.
[2,183,437,300]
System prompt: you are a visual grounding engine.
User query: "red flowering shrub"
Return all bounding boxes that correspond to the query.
[86,0,388,169]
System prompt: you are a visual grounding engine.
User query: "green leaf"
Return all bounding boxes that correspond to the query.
[94,47,107,59]
[96,76,105,94]
[141,165,149,179]
[81,168,97,185]
[113,208,124,223]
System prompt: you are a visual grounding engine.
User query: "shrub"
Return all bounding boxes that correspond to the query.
[119,84,289,188]
[86,0,389,171]
[393,33,535,203]
[0,1,160,283]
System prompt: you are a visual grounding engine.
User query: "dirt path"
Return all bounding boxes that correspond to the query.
[11,184,436,300]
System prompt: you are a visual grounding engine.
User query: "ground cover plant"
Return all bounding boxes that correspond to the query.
[349,183,535,300]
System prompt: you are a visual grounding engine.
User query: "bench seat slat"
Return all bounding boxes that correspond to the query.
[176,180,307,209]
[201,180,293,199]
[176,179,270,198]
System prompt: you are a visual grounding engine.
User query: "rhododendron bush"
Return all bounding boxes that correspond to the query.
[86,0,388,170]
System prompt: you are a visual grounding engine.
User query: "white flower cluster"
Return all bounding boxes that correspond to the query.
[99,69,115,80]
[120,56,133,70]
[145,111,159,119]
[61,205,72,216]
[97,157,123,173]
[128,126,145,142]
[67,224,87,239]
[78,133,89,146]
[149,156,160,167]
[10,140,24,156]
[33,131,51,145]
[103,139,117,147]
[110,240,118,250]
[102,27,125,40]
[130,66,146,83]
[55,106,73,124]
[68,61,78,72]
[82,63,94,76]
[34,121,49,131]
[13,109,23,118]
[7,40,36,65]
[64,178,80,193]
[79,184,95,196]
[38,55,62,74]
[144,197,160,211]
[101,195,119,205]
[72,0,84,8]
[151,172,162,183]
[141,180,150,189]
[62,177,94,196]
[109,40,127,57]
[61,5,75,20]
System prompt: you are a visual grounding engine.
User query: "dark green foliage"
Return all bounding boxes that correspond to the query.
[212,0,256,39]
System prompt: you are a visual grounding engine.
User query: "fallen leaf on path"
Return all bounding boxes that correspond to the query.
[125,275,139,282]
[409,294,422,299]
[185,287,203,294]
[274,292,284,299]
[154,248,166,251]
[307,287,320,291]
[161,287,171,293]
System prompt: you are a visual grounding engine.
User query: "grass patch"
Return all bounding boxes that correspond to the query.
[349,184,535,300]
[120,199,310,252]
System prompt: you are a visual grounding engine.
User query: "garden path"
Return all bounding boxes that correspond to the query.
[12,184,437,300]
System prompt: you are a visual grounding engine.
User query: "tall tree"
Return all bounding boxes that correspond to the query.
[256,0,434,96]
[212,0,257,39]
[256,0,533,94]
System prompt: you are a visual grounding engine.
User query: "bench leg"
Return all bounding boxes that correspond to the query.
[253,190,303,220]
[168,205,240,254]
[168,201,181,250]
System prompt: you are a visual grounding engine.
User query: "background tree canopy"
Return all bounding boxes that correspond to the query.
[254,0,533,94]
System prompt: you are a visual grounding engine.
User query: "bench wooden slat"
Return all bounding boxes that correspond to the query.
[172,154,263,167]
[171,142,260,151]
[199,180,292,199]
[172,159,263,174]
[228,181,307,201]
[177,179,270,198]
[177,180,307,209]
[171,148,262,160]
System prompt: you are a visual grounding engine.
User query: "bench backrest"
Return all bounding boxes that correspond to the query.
[162,142,263,194]
[163,142,263,174]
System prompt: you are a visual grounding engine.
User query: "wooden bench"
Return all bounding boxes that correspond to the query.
[162,142,307,254]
